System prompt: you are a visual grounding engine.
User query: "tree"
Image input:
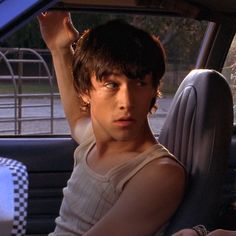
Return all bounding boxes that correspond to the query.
[1,12,207,65]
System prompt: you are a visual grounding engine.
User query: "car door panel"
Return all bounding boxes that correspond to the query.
[0,137,77,234]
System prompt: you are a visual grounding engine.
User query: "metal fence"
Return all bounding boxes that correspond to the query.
[0,48,69,135]
[0,48,194,136]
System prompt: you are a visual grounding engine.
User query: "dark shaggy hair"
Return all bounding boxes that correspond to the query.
[73,19,166,109]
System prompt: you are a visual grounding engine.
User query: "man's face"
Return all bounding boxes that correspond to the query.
[84,73,156,142]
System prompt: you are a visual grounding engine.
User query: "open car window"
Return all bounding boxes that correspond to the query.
[0,0,58,41]
[0,1,236,234]
[0,11,208,136]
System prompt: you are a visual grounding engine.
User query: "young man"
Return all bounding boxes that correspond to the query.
[38,12,186,236]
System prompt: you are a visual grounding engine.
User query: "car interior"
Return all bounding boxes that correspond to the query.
[0,0,236,235]
[159,69,233,234]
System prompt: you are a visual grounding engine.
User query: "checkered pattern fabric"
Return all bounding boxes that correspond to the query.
[0,157,28,236]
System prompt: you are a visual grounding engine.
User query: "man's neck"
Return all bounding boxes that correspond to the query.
[94,129,157,159]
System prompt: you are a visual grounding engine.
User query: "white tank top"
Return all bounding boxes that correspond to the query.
[50,135,183,236]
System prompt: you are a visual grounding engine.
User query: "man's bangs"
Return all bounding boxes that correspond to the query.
[95,56,152,81]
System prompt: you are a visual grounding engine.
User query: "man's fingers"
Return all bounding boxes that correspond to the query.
[65,20,80,39]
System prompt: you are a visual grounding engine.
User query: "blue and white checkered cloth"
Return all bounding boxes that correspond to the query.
[0,157,28,236]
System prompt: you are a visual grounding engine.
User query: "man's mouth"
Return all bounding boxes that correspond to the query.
[113,116,136,127]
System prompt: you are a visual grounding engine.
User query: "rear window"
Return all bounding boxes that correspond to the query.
[0,12,208,136]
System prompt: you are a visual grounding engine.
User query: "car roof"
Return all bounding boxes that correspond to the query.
[190,0,236,13]
[0,0,235,41]
[57,0,236,17]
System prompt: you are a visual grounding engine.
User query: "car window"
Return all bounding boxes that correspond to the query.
[222,33,236,125]
[0,12,208,136]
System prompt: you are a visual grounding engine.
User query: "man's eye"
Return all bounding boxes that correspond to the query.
[105,82,118,89]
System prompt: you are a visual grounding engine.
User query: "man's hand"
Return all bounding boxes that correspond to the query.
[172,228,236,236]
[38,11,90,143]
[172,229,198,236]
[37,11,79,51]
[208,229,236,236]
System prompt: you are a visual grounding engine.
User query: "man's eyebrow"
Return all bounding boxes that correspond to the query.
[99,71,122,79]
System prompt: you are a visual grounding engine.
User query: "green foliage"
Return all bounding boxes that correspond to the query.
[0,19,46,48]
[0,12,208,66]
[72,12,207,66]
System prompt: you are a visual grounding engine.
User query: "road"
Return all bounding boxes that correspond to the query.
[149,96,173,136]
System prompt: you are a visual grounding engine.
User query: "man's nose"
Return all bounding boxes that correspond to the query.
[118,86,135,110]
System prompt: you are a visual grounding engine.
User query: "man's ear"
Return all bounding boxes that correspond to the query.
[80,90,90,104]
[79,91,91,112]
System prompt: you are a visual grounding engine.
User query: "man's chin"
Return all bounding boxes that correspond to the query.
[111,131,140,142]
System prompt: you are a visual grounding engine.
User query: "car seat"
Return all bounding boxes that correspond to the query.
[158,69,233,235]
[0,157,28,236]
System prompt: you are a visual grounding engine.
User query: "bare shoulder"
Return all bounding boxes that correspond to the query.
[71,117,93,144]
[146,156,186,198]
[153,155,186,181]
[124,154,186,207]
[123,154,186,215]
[113,155,186,234]
[135,155,186,187]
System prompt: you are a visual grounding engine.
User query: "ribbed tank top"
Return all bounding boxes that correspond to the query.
[50,135,182,236]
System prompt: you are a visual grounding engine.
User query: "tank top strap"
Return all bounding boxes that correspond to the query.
[107,142,184,195]
[73,135,95,166]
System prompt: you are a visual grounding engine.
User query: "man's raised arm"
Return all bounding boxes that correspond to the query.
[38,12,91,143]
